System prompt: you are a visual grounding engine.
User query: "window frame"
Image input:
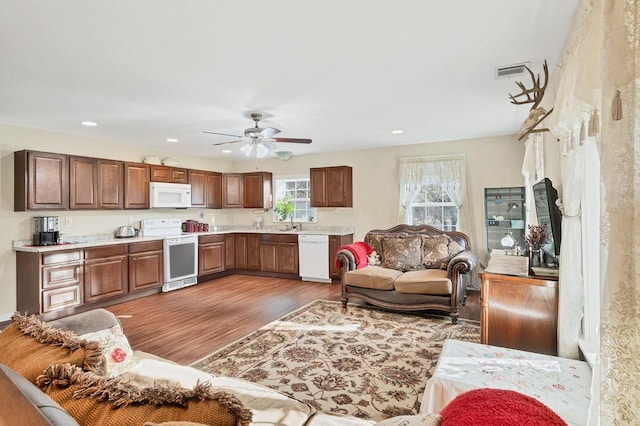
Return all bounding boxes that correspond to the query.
[272,175,318,223]
[408,183,460,231]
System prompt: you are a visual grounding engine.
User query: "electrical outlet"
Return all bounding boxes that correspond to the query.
[198,211,204,219]
[65,218,72,227]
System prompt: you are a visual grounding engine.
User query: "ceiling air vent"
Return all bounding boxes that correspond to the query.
[494,62,530,80]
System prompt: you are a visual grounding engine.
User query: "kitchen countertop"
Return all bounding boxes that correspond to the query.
[12,226,354,253]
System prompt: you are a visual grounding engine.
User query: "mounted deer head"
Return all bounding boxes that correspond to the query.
[509,60,548,110]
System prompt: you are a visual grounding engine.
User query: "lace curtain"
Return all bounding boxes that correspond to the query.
[398,154,469,234]
[551,0,640,423]
[521,133,545,226]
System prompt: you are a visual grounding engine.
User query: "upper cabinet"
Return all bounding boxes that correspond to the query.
[150,165,188,183]
[188,169,207,208]
[310,166,353,207]
[97,159,124,209]
[124,162,150,209]
[205,172,223,209]
[222,173,243,208]
[69,156,98,210]
[243,172,273,209]
[15,150,68,211]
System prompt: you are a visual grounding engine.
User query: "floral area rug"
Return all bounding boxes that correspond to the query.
[191,300,480,421]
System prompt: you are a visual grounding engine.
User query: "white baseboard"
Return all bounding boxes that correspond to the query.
[0,312,13,322]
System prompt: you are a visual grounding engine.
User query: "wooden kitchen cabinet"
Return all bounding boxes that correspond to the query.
[128,240,163,292]
[97,159,124,209]
[198,234,225,276]
[223,173,244,208]
[124,162,150,209]
[234,234,248,270]
[479,271,559,355]
[310,166,352,207]
[259,234,298,274]
[17,249,84,315]
[206,172,223,209]
[150,165,188,183]
[188,169,207,207]
[243,172,273,209]
[329,234,353,279]
[247,234,260,270]
[14,150,69,211]
[83,245,128,303]
[225,234,235,269]
[69,156,98,210]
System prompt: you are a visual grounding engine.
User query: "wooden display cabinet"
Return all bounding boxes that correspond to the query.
[479,271,558,355]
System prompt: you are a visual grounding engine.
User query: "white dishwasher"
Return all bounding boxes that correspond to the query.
[298,234,331,283]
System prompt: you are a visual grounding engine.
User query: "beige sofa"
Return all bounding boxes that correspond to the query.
[337,225,477,323]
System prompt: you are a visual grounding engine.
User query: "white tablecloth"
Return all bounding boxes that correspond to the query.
[421,339,592,426]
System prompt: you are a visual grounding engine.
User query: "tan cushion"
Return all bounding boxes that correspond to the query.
[422,235,462,270]
[37,364,252,426]
[344,266,403,290]
[0,312,105,383]
[381,236,423,271]
[394,270,452,295]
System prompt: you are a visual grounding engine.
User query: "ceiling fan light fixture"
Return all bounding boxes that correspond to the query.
[240,142,254,156]
[256,143,270,158]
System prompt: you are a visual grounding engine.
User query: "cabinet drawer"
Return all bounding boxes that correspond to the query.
[42,263,82,289]
[260,234,298,244]
[42,285,81,313]
[42,250,82,265]
[199,234,225,244]
[128,240,163,254]
[84,245,127,259]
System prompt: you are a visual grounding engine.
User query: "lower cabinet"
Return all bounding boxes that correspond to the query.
[259,234,298,274]
[225,234,235,270]
[128,241,163,292]
[84,246,128,303]
[198,235,225,276]
[329,234,353,279]
[235,234,260,271]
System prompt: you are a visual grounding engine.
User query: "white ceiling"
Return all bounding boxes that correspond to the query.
[0,1,579,161]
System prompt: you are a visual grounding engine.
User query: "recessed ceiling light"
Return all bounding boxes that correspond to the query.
[81,121,97,127]
[391,129,404,134]
[166,138,178,143]
[222,150,232,154]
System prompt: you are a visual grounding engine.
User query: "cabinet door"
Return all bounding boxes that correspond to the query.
[128,250,163,292]
[278,243,299,274]
[327,166,353,207]
[225,234,235,269]
[84,255,128,302]
[198,242,225,275]
[16,151,68,211]
[260,243,278,272]
[206,172,223,209]
[69,156,98,210]
[329,234,353,278]
[223,173,243,208]
[309,168,327,207]
[234,234,247,270]
[150,165,171,182]
[98,159,124,209]
[243,172,272,209]
[170,168,188,183]
[189,170,206,208]
[247,234,261,270]
[42,285,82,313]
[124,163,150,209]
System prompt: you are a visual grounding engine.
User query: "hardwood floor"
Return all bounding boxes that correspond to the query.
[106,274,480,365]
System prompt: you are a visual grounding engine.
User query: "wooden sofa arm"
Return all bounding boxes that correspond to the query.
[336,249,357,272]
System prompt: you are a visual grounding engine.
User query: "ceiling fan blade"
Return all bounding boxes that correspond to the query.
[273,137,312,144]
[259,127,281,138]
[211,139,243,146]
[203,131,243,138]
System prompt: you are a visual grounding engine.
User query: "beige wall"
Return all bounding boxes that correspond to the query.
[0,123,561,317]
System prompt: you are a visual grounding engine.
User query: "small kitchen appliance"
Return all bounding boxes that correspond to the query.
[114,225,137,238]
[33,216,60,246]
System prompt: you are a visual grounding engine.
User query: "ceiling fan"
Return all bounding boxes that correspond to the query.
[204,113,312,159]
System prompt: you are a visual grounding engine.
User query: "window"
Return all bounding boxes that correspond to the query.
[409,183,459,231]
[273,176,317,223]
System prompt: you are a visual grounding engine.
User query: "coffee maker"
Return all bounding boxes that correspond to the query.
[33,216,60,246]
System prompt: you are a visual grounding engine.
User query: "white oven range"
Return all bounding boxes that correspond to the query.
[140,218,198,292]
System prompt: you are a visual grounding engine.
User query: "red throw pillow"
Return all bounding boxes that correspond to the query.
[440,388,567,426]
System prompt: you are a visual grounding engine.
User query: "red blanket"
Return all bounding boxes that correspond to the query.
[335,242,373,270]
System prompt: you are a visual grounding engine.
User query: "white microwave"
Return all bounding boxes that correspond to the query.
[149,182,192,208]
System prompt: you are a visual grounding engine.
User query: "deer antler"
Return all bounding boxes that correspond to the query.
[509,60,548,110]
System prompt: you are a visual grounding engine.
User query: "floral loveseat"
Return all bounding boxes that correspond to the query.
[337,225,477,323]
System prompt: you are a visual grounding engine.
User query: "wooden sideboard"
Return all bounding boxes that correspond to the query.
[479,271,558,355]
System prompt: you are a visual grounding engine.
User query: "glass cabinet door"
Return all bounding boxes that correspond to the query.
[484,187,526,254]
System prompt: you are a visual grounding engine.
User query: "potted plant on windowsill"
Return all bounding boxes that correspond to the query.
[274,196,294,222]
